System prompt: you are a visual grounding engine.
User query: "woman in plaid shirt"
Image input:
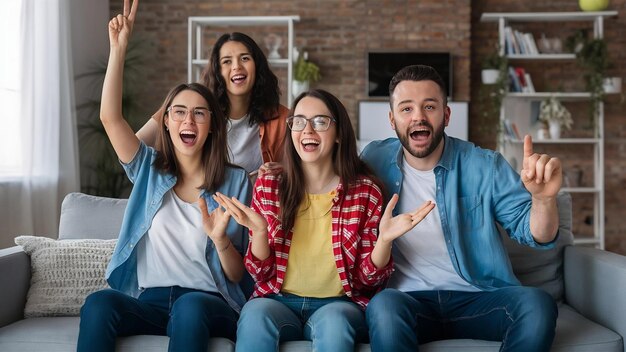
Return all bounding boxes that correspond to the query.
[216,89,435,352]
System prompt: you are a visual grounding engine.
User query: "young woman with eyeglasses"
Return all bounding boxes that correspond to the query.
[215,89,435,352]
[137,32,288,179]
[77,1,250,351]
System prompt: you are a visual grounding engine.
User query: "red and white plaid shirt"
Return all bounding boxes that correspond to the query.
[244,174,393,309]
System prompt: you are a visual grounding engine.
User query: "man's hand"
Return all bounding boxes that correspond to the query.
[520,135,562,200]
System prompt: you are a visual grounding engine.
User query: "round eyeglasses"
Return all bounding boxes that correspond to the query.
[167,106,211,124]
[287,115,336,132]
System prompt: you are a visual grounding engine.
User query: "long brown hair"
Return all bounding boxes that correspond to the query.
[279,89,383,232]
[153,83,232,191]
[203,32,280,126]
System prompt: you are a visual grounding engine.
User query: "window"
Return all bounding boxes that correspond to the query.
[0,0,23,177]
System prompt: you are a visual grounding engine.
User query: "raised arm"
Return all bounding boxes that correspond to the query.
[135,105,164,147]
[100,0,140,164]
[521,135,561,243]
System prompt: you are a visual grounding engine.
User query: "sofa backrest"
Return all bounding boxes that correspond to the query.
[501,192,574,302]
[57,191,574,301]
[58,192,128,240]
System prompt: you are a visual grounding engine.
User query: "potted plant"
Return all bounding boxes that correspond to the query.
[538,96,573,139]
[565,29,609,125]
[481,48,507,85]
[75,39,151,197]
[478,46,509,140]
[292,50,321,98]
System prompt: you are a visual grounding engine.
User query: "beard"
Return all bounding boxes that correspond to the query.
[396,119,445,159]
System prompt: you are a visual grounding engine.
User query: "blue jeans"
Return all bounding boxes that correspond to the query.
[236,294,368,352]
[366,287,557,352]
[77,287,238,352]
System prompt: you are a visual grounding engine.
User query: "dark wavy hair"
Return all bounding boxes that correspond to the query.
[279,89,384,232]
[389,64,448,108]
[203,32,281,126]
[153,83,232,192]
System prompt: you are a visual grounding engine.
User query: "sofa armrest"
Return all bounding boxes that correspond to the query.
[0,246,29,328]
[564,245,626,341]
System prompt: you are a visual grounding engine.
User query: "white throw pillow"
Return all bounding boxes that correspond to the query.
[14,235,117,317]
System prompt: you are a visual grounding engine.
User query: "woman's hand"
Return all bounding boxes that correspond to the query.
[198,197,231,244]
[378,194,436,244]
[108,0,138,49]
[257,162,283,178]
[213,193,268,235]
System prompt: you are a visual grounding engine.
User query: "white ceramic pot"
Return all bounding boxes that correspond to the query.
[549,120,561,139]
[603,77,622,94]
[481,69,499,84]
[292,80,310,99]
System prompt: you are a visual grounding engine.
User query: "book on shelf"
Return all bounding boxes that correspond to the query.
[503,27,538,55]
[508,66,535,93]
[503,119,521,140]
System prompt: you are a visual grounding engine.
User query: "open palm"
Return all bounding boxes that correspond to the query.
[198,197,231,242]
[379,194,435,243]
[214,193,268,235]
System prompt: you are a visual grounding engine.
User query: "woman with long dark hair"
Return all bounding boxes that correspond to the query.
[216,89,435,351]
[137,32,288,177]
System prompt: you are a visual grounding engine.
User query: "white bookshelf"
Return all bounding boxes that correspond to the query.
[187,16,300,107]
[481,11,618,249]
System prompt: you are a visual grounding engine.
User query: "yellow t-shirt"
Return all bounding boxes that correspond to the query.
[281,191,344,297]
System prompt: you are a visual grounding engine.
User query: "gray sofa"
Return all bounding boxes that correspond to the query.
[1,191,625,352]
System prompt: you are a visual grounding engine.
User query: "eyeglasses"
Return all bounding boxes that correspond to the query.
[167,106,211,124]
[287,115,336,132]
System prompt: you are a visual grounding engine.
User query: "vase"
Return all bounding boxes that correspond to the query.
[481,69,499,84]
[579,0,609,11]
[548,120,561,139]
[292,80,310,100]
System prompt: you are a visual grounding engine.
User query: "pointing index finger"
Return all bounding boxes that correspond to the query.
[522,134,533,170]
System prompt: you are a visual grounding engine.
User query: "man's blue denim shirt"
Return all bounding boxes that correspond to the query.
[361,134,555,291]
[105,142,252,313]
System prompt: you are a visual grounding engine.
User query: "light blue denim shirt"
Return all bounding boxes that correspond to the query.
[105,142,252,313]
[361,134,555,291]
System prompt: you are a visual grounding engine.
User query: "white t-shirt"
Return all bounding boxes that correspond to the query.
[227,114,263,174]
[137,190,218,292]
[387,157,479,292]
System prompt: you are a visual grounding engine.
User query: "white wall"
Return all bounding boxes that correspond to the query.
[357,100,469,151]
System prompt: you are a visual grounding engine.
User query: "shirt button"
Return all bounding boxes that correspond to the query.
[395,182,400,186]
[129,244,134,248]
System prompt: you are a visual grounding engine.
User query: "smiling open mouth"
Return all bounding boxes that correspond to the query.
[180,131,197,145]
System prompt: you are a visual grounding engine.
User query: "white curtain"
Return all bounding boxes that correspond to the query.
[0,0,79,248]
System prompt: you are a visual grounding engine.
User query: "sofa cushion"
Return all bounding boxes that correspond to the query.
[501,192,574,301]
[0,317,235,352]
[58,192,127,240]
[14,236,116,317]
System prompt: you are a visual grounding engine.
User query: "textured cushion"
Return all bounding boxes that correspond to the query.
[13,236,116,317]
[501,192,574,301]
[58,192,127,240]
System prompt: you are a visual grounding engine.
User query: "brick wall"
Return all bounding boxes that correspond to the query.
[110,0,471,128]
[111,0,626,254]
